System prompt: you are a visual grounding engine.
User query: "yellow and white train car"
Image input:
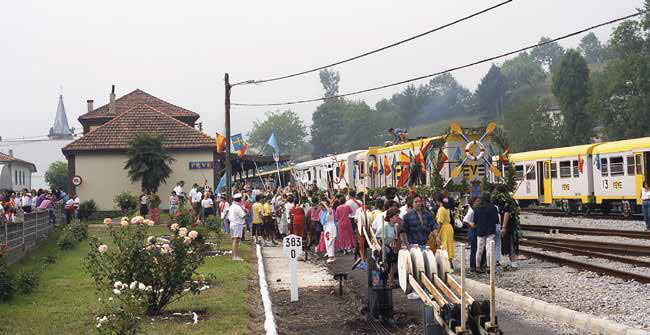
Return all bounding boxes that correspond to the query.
[505,144,599,212]
[591,137,650,215]
[293,150,365,191]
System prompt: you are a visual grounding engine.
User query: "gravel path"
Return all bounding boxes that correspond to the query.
[521,212,648,231]
[452,241,650,331]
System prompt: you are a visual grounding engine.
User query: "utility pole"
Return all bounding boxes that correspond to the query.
[224,73,232,202]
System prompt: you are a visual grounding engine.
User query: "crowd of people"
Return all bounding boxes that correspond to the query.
[0,188,78,225]
[194,179,520,279]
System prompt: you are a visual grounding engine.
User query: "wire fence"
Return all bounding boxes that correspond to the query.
[0,204,65,264]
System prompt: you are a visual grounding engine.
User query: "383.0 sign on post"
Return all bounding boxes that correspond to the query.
[282,235,303,302]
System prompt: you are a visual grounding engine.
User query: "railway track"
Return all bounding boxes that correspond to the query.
[521,207,643,221]
[520,224,650,239]
[521,235,650,256]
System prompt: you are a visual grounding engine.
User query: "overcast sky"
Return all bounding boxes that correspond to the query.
[0,0,642,142]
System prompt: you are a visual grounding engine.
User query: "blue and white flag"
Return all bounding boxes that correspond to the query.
[267,132,280,155]
[216,174,226,193]
[231,133,244,151]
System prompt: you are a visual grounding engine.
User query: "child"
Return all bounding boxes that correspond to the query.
[169,191,179,216]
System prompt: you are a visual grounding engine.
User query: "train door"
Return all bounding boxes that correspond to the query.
[537,161,545,202]
[634,153,646,204]
[543,161,552,204]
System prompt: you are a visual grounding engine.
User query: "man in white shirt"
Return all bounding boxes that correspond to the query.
[21,192,32,213]
[228,193,247,261]
[173,181,185,203]
[65,196,76,224]
[189,184,201,218]
[74,194,80,220]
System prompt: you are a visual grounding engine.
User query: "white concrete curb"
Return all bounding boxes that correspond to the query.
[257,244,278,335]
[454,275,650,335]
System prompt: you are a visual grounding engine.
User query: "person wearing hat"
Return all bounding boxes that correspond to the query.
[228,193,246,261]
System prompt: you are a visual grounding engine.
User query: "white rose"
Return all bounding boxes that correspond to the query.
[188,231,198,239]
[114,281,123,289]
[179,227,188,237]
[121,283,128,290]
[120,220,129,227]
[98,244,108,253]
[103,218,112,225]
[183,236,192,245]
[131,216,144,224]
[113,289,121,295]
[170,223,179,231]
[138,282,146,290]
[129,281,138,290]
[144,219,154,226]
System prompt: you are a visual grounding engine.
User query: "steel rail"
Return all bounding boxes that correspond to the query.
[522,236,650,256]
[519,247,650,284]
[520,224,650,240]
[521,207,643,221]
[520,241,650,268]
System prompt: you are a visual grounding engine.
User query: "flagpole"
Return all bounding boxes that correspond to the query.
[274,153,282,189]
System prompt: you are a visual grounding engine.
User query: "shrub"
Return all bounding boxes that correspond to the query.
[57,221,88,250]
[57,230,77,250]
[148,194,161,209]
[78,200,98,220]
[95,287,146,335]
[113,192,138,215]
[0,245,14,302]
[173,206,194,228]
[85,218,210,315]
[15,269,40,294]
[42,254,57,265]
[69,221,89,241]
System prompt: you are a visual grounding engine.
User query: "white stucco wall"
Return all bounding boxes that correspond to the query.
[0,162,34,191]
[73,150,215,211]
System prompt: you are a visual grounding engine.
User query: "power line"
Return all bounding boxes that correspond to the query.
[231,0,514,86]
[232,11,644,107]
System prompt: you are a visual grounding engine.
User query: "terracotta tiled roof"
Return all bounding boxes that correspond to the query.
[63,104,215,153]
[0,152,37,172]
[78,89,199,121]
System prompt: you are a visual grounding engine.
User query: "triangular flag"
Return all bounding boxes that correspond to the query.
[578,154,584,173]
[379,157,384,175]
[267,132,280,155]
[437,148,448,172]
[384,155,391,176]
[216,174,226,193]
[237,143,248,157]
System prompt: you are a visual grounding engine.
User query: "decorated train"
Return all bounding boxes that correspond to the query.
[497,137,650,216]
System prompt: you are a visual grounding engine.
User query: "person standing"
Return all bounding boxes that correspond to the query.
[334,195,355,253]
[474,193,498,273]
[345,191,362,257]
[65,194,76,224]
[169,191,179,216]
[642,181,650,231]
[262,197,276,246]
[173,181,185,204]
[139,191,149,217]
[190,184,201,219]
[228,193,246,261]
[218,194,230,234]
[279,195,293,237]
[435,195,455,269]
[21,191,32,213]
[73,194,80,220]
[492,185,520,270]
[201,192,214,220]
[318,201,337,263]
[251,195,264,244]
[400,195,437,248]
[290,201,306,240]
[464,197,486,273]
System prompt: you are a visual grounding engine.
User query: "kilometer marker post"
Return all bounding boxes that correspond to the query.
[283,234,303,302]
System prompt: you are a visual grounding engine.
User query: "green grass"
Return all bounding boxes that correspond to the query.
[0,225,254,335]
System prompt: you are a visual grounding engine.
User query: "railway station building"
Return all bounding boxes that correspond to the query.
[62,86,286,211]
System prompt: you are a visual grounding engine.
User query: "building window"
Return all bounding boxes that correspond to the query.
[526,164,536,180]
[627,155,635,175]
[307,171,311,181]
[551,162,557,179]
[514,165,524,181]
[15,170,18,185]
[559,161,572,178]
[637,156,643,175]
[572,160,579,178]
[610,156,624,176]
[601,158,608,176]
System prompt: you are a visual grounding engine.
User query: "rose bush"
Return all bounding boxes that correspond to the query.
[85,217,210,316]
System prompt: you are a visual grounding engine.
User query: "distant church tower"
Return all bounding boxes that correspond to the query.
[49,94,75,139]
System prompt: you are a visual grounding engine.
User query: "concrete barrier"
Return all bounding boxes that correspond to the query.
[454,275,650,335]
[257,244,278,335]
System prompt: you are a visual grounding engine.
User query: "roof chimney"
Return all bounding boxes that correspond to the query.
[8,149,13,157]
[109,85,116,114]
[87,99,94,112]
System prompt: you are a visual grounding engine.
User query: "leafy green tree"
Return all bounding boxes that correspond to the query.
[531,36,565,71]
[608,20,645,58]
[501,52,546,89]
[552,50,592,145]
[504,97,559,152]
[247,110,307,156]
[311,100,347,157]
[319,68,340,98]
[475,64,506,116]
[124,134,175,193]
[578,32,604,64]
[45,161,68,192]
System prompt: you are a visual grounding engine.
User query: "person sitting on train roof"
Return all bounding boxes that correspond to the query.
[388,128,408,144]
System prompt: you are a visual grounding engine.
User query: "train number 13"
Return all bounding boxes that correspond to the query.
[602,179,609,190]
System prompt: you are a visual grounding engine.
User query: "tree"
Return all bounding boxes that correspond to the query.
[608,20,644,58]
[247,110,307,156]
[501,52,546,89]
[578,32,604,64]
[552,50,592,145]
[319,68,340,98]
[504,97,559,152]
[124,134,175,193]
[475,64,506,116]
[45,161,68,192]
[310,100,348,157]
[531,36,565,71]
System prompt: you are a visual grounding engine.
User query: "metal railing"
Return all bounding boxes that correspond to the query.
[0,204,64,264]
